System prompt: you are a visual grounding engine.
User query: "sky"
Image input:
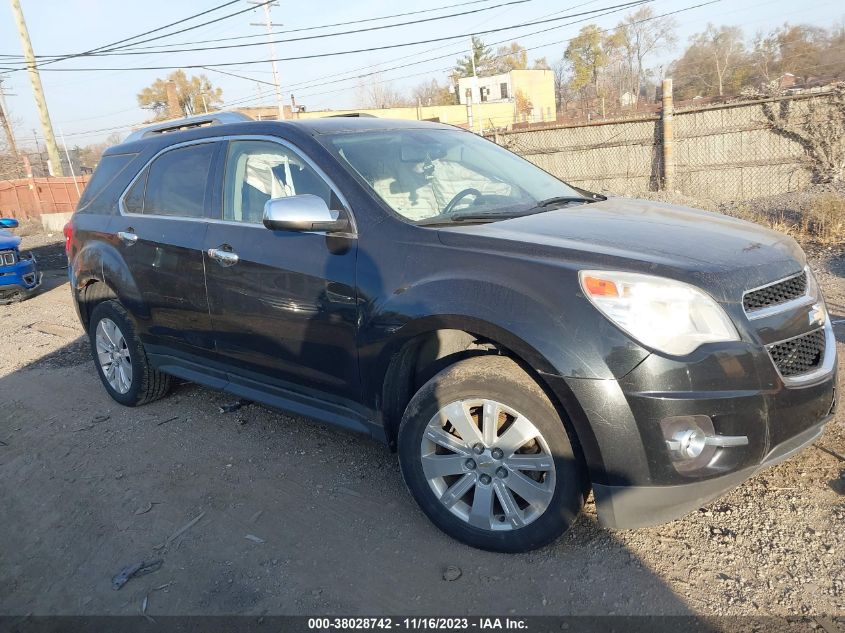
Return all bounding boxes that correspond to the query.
[0,0,842,148]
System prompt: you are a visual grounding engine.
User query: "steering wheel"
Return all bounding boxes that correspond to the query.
[442,188,482,215]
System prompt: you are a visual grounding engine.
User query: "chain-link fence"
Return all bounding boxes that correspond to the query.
[488,90,845,202]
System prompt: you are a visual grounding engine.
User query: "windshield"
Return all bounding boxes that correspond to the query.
[327,128,587,224]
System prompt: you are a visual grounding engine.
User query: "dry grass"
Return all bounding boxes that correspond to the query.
[721,191,845,246]
[802,193,845,243]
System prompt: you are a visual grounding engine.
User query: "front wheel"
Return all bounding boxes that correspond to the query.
[88,300,171,406]
[398,356,585,552]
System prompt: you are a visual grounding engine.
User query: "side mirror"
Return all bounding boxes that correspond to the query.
[262,195,350,234]
[0,218,19,229]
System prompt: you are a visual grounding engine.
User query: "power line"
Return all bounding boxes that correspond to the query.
[2,0,538,61]
[201,66,278,88]
[293,0,723,102]
[218,0,662,107]
[0,0,275,71]
[206,0,592,107]
[6,0,652,73]
[262,0,602,95]
[115,0,509,51]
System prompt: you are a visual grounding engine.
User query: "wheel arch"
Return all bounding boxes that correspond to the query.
[72,239,145,329]
[375,316,599,483]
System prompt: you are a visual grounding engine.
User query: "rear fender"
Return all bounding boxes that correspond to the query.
[72,236,146,324]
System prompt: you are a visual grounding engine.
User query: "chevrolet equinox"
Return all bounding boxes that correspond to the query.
[66,113,838,552]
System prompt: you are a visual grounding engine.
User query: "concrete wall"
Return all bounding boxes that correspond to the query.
[489,93,839,202]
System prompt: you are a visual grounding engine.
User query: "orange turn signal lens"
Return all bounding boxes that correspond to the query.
[582,276,618,297]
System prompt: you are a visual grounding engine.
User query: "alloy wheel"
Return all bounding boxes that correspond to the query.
[95,317,133,394]
[420,398,556,531]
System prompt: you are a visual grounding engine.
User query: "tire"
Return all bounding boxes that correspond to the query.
[398,356,585,553]
[88,300,171,407]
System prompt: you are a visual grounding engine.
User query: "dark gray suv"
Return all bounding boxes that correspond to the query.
[65,113,838,552]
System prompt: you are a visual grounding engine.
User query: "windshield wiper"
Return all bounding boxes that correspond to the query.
[416,209,533,226]
[534,196,593,208]
[417,198,595,226]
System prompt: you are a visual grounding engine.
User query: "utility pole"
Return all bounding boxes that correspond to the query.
[468,36,479,134]
[661,78,675,191]
[0,79,21,162]
[248,0,285,120]
[9,0,64,176]
[165,80,181,119]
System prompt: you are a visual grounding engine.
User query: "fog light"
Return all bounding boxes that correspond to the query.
[673,428,707,459]
[660,414,749,475]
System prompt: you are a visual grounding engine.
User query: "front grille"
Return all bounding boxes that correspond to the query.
[744,272,807,312]
[0,250,17,266]
[767,328,826,377]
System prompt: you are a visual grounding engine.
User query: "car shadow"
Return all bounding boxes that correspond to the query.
[0,334,721,624]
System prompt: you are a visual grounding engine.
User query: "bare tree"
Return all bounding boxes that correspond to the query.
[751,30,780,84]
[614,7,677,102]
[355,73,408,109]
[410,79,454,106]
[0,112,23,180]
[672,24,747,97]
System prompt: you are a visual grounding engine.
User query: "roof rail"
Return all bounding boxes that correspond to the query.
[123,112,253,143]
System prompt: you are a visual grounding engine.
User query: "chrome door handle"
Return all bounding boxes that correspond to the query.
[117,231,138,246]
[207,247,239,267]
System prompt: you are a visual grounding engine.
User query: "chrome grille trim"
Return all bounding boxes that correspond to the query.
[767,328,825,377]
[767,320,837,387]
[743,267,814,320]
[0,250,17,266]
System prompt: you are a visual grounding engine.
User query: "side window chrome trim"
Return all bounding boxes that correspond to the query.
[118,139,218,220]
[118,134,357,236]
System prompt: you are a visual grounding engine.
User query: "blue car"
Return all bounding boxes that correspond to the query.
[0,218,41,303]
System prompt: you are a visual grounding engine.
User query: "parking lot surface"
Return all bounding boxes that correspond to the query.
[1,234,843,617]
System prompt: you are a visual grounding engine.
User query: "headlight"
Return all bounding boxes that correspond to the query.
[579,270,740,356]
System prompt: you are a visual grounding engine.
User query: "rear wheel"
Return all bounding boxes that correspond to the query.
[88,300,171,406]
[398,356,585,552]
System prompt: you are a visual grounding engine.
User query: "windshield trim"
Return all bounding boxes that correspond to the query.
[318,127,598,228]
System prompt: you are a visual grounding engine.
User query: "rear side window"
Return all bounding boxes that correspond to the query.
[140,143,216,218]
[76,153,136,213]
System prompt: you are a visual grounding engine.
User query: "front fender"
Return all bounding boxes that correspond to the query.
[361,273,648,388]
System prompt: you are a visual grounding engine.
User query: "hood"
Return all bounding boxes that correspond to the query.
[0,229,21,250]
[438,198,805,302]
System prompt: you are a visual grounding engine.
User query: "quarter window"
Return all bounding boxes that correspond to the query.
[76,153,136,213]
[140,143,216,218]
[123,167,148,214]
[223,140,334,224]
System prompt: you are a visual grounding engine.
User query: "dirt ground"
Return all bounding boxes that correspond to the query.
[1,230,844,620]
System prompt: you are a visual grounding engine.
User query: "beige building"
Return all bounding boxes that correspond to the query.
[238,102,520,132]
[457,69,556,124]
[235,69,557,131]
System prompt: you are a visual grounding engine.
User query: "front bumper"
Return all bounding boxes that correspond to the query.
[592,415,831,528]
[0,255,42,299]
[541,330,838,529]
